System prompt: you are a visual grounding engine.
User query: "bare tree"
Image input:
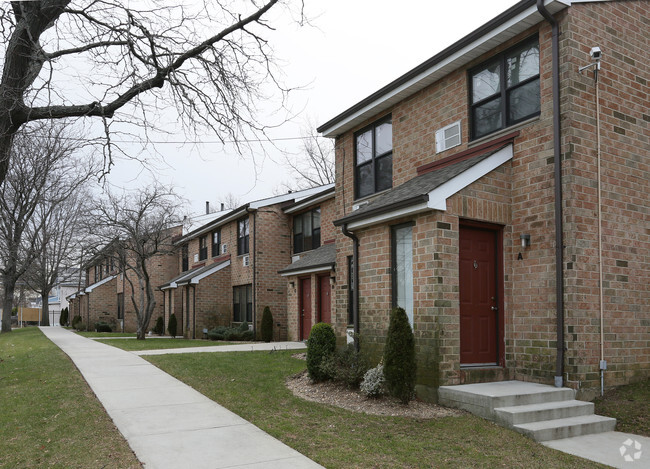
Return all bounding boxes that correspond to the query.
[0,0,300,185]
[281,120,334,190]
[220,193,241,210]
[0,122,87,332]
[94,186,183,340]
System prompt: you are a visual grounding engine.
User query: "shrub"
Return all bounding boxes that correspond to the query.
[261,306,273,342]
[71,315,83,330]
[319,343,370,388]
[306,323,336,382]
[207,325,254,341]
[238,321,249,332]
[383,307,416,404]
[361,363,385,397]
[95,321,113,333]
[59,307,69,326]
[153,317,164,335]
[168,313,177,338]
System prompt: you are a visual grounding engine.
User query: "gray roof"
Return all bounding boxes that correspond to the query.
[278,243,336,275]
[334,147,502,226]
[158,257,230,289]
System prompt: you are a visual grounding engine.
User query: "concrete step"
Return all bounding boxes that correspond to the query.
[513,414,617,442]
[494,400,595,425]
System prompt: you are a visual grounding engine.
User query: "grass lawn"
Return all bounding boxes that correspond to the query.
[594,378,650,437]
[147,350,605,468]
[75,331,137,338]
[0,328,141,468]
[96,338,233,351]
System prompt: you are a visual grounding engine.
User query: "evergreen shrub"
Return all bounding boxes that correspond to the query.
[383,307,416,404]
[168,313,177,338]
[153,317,164,335]
[306,323,336,382]
[360,363,385,397]
[319,343,369,388]
[94,321,113,332]
[59,307,69,326]
[260,306,273,342]
[71,315,82,330]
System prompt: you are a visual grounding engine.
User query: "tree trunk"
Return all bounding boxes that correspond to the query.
[41,292,50,326]
[1,277,15,332]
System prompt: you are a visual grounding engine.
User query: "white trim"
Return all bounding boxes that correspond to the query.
[284,190,335,214]
[436,120,462,153]
[249,184,334,209]
[85,275,116,293]
[280,265,333,277]
[427,144,514,210]
[190,260,231,285]
[320,0,569,138]
[346,144,513,230]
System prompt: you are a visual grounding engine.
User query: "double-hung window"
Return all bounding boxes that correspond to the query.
[233,284,252,323]
[293,208,321,254]
[237,218,249,255]
[355,116,392,199]
[392,223,414,326]
[470,37,540,139]
[199,235,208,261]
[211,230,220,258]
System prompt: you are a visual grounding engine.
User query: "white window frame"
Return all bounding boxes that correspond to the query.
[435,120,461,153]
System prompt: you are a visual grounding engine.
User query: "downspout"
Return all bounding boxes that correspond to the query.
[341,224,359,352]
[192,285,196,339]
[251,209,257,337]
[537,0,564,388]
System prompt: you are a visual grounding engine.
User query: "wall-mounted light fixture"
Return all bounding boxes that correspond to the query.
[520,234,531,248]
[289,281,295,289]
[330,275,336,286]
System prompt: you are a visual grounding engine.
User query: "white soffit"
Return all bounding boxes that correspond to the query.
[190,260,230,285]
[85,275,116,293]
[320,0,570,138]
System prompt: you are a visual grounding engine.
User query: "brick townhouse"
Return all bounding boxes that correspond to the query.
[279,185,337,341]
[317,0,648,400]
[160,185,334,340]
[67,226,181,333]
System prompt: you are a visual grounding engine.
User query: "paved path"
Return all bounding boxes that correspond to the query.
[134,341,307,356]
[40,327,322,469]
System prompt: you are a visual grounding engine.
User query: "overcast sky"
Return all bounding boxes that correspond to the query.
[105,0,520,215]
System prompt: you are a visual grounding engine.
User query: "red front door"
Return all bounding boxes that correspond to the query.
[299,277,312,340]
[459,225,499,365]
[318,275,332,324]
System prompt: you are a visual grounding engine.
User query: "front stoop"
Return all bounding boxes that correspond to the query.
[439,381,616,442]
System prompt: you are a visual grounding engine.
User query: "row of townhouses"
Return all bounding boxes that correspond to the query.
[68,0,648,400]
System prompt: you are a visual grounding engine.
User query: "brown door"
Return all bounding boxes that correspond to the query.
[318,275,332,324]
[299,277,312,340]
[460,225,498,365]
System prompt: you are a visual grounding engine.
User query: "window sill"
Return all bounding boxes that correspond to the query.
[468,115,539,149]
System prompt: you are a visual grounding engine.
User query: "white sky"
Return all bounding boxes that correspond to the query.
[105,0,520,214]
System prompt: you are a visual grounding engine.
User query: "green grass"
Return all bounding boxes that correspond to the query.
[594,378,650,437]
[0,328,141,468]
[96,338,233,351]
[75,331,137,338]
[147,351,605,468]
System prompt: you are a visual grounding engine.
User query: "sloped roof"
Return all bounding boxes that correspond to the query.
[279,243,336,276]
[159,257,231,290]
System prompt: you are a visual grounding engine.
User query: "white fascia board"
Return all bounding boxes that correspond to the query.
[427,144,514,210]
[67,294,76,300]
[347,202,431,231]
[280,265,333,277]
[284,191,336,214]
[320,0,569,138]
[85,275,116,293]
[249,184,334,209]
[190,260,230,285]
[160,283,176,291]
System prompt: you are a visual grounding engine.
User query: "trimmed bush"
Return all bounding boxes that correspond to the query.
[95,321,113,333]
[59,307,69,326]
[319,343,370,388]
[383,307,416,404]
[207,325,254,341]
[153,317,164,335]
[260,306,273,342]
[361,363,385,397]
[71,315,83,330]
[306,323,336,382]
[168,313,177,338]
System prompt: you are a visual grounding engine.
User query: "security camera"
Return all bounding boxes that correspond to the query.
[590,47,602,60]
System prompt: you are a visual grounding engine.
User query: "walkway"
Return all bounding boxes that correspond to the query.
[40,327,321,469]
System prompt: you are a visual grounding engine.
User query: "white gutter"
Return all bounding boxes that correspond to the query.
[84,275,116,293]
[189,260,230,285]
[280,265,333,277]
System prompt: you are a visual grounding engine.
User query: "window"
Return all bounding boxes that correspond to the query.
[211,230,220,258]
[470,37,540,139]
[293,208,321,254]
[355,116,392,199]
[392,224,414,325]
[117,293,124,320]
[347,256,355,326]
[237,217,249,255]
[199,235,208,261]
[181,244,189,272]
[233,284,252,323]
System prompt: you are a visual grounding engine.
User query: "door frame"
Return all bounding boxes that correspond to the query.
[298,276,312,341]
[317,273,332,324]
[459,219,505,367]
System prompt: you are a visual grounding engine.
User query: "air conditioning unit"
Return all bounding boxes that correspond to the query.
[352,200,369,211]
[435,120,461,153]
[242,255,250,267]
[222,244,227,254]
[193,254,199,262]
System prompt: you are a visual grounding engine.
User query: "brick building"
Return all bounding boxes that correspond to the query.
[160,185,334,340]
[317,0,648,400]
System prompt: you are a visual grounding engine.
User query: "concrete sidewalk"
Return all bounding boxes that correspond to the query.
[134,341,307,356]
[40,327,322,469]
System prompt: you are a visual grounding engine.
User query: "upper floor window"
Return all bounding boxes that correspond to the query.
[199,235,208,261]
[211,230,220,258]
[293,208,321,254]
[470,37,540,140]
[237,217,249,255]
[181,244,189,272]
[355,116,392,199]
